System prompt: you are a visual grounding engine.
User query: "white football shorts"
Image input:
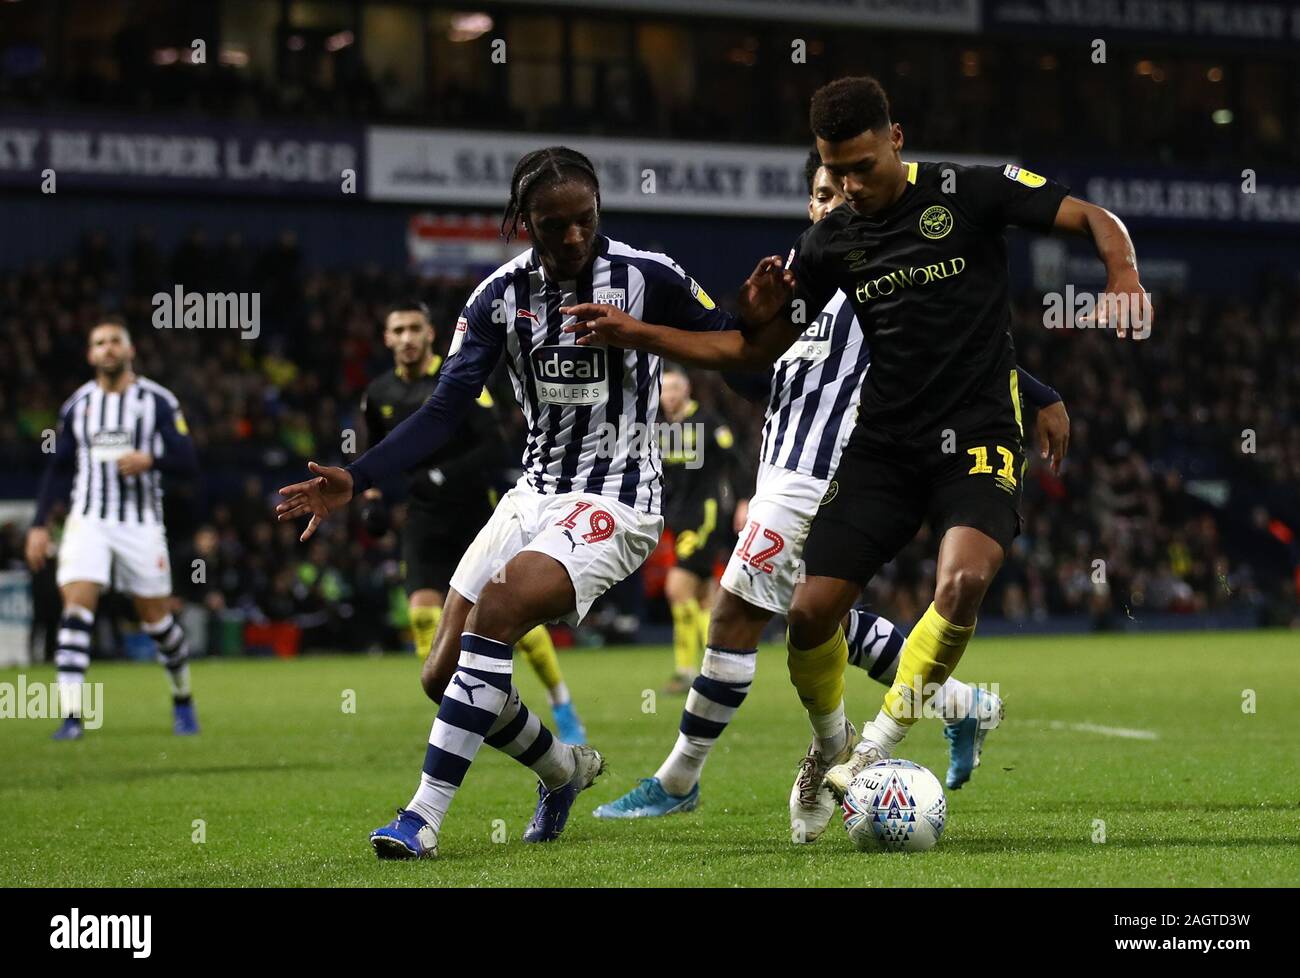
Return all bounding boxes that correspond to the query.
[450,483,663,625]
[56,514,173,597]
[719,461,833,615]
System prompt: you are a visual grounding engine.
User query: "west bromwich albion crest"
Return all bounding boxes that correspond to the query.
[593,287,626,310]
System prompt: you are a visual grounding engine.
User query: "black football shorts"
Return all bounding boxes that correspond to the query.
[801,423,1025,586]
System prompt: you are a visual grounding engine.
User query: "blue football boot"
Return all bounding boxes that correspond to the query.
[551,700,587,745]
[592,777,700,820]
[522,744,605,842]
[944,686,1004,789]
[173,701,200,736]
[370,808,438,859]
[51,717,84,741]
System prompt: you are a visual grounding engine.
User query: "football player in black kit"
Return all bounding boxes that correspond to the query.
[361,301,587,744]
[657,363,750,694]
[564,76,1150,827]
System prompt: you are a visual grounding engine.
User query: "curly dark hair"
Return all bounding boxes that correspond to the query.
[809,76,892,143]
[501,146,601,241]
[804,147,823,196]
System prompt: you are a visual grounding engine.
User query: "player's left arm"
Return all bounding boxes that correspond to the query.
[120,396,198,478]
[1016,367,1069,475]
[1050,197,1152,340]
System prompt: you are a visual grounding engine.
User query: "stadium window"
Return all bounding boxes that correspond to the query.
[280,0,359,98]
[1242,62,1287,155]
[290,1,353,30]
[686,25,767,139]
[572,17,641,132]
[61,0,219,108]
[428,10,500,126]
[504,15,564,130]
[221,0,281,92]
[361,4,424,116]
[636,23,693,136]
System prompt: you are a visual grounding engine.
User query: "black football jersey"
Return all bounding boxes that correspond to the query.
[361,355,502,507]
[660,401,743,530]
[789,161,1069,445]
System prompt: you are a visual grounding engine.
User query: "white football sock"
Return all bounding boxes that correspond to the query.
[547,680,571,708]
[654,646,756,796]
[935,678,974,724]
[861,710,909,754]
[810,701,848,758]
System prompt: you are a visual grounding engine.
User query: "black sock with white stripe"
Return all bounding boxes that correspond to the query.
[654,646,756,796]
[55,605,94,720]
[845,609,973,723]
[142,614,192,704]
[484,685,575,789]
[406,633,514,834]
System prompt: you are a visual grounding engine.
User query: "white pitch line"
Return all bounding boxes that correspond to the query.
[1046,720,1159,740]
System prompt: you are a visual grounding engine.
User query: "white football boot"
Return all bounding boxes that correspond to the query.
[788,719,858,844]
[822,738,890,802]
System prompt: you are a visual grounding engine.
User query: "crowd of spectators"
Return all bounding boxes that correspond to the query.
[1,230,1296,659]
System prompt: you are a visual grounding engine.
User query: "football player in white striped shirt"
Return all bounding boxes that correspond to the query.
[25,316,200,739]
[582,152,1069,837]
[276,146,775,859]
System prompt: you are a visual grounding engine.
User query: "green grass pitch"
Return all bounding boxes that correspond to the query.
[2,632,1297,887]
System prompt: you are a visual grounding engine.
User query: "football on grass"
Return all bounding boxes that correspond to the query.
[841,759,947,852]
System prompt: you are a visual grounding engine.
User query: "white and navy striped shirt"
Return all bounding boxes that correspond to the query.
[349,235,735,515]
[760,290,871,480]
[36,376,196,526]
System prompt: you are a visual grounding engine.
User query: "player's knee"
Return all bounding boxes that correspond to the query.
[707,593,743,638]
[936,565,993,615]
[465,578,535,644]
[420,654,453,703]
[708,589,768,649]
[786,599,837,651]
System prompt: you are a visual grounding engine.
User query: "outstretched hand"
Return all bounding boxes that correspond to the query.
[737,255,794,327]
[1078,270,1153,340]
[276,462,355,541]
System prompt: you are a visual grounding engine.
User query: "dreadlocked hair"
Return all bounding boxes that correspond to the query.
[500,146,601,241]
